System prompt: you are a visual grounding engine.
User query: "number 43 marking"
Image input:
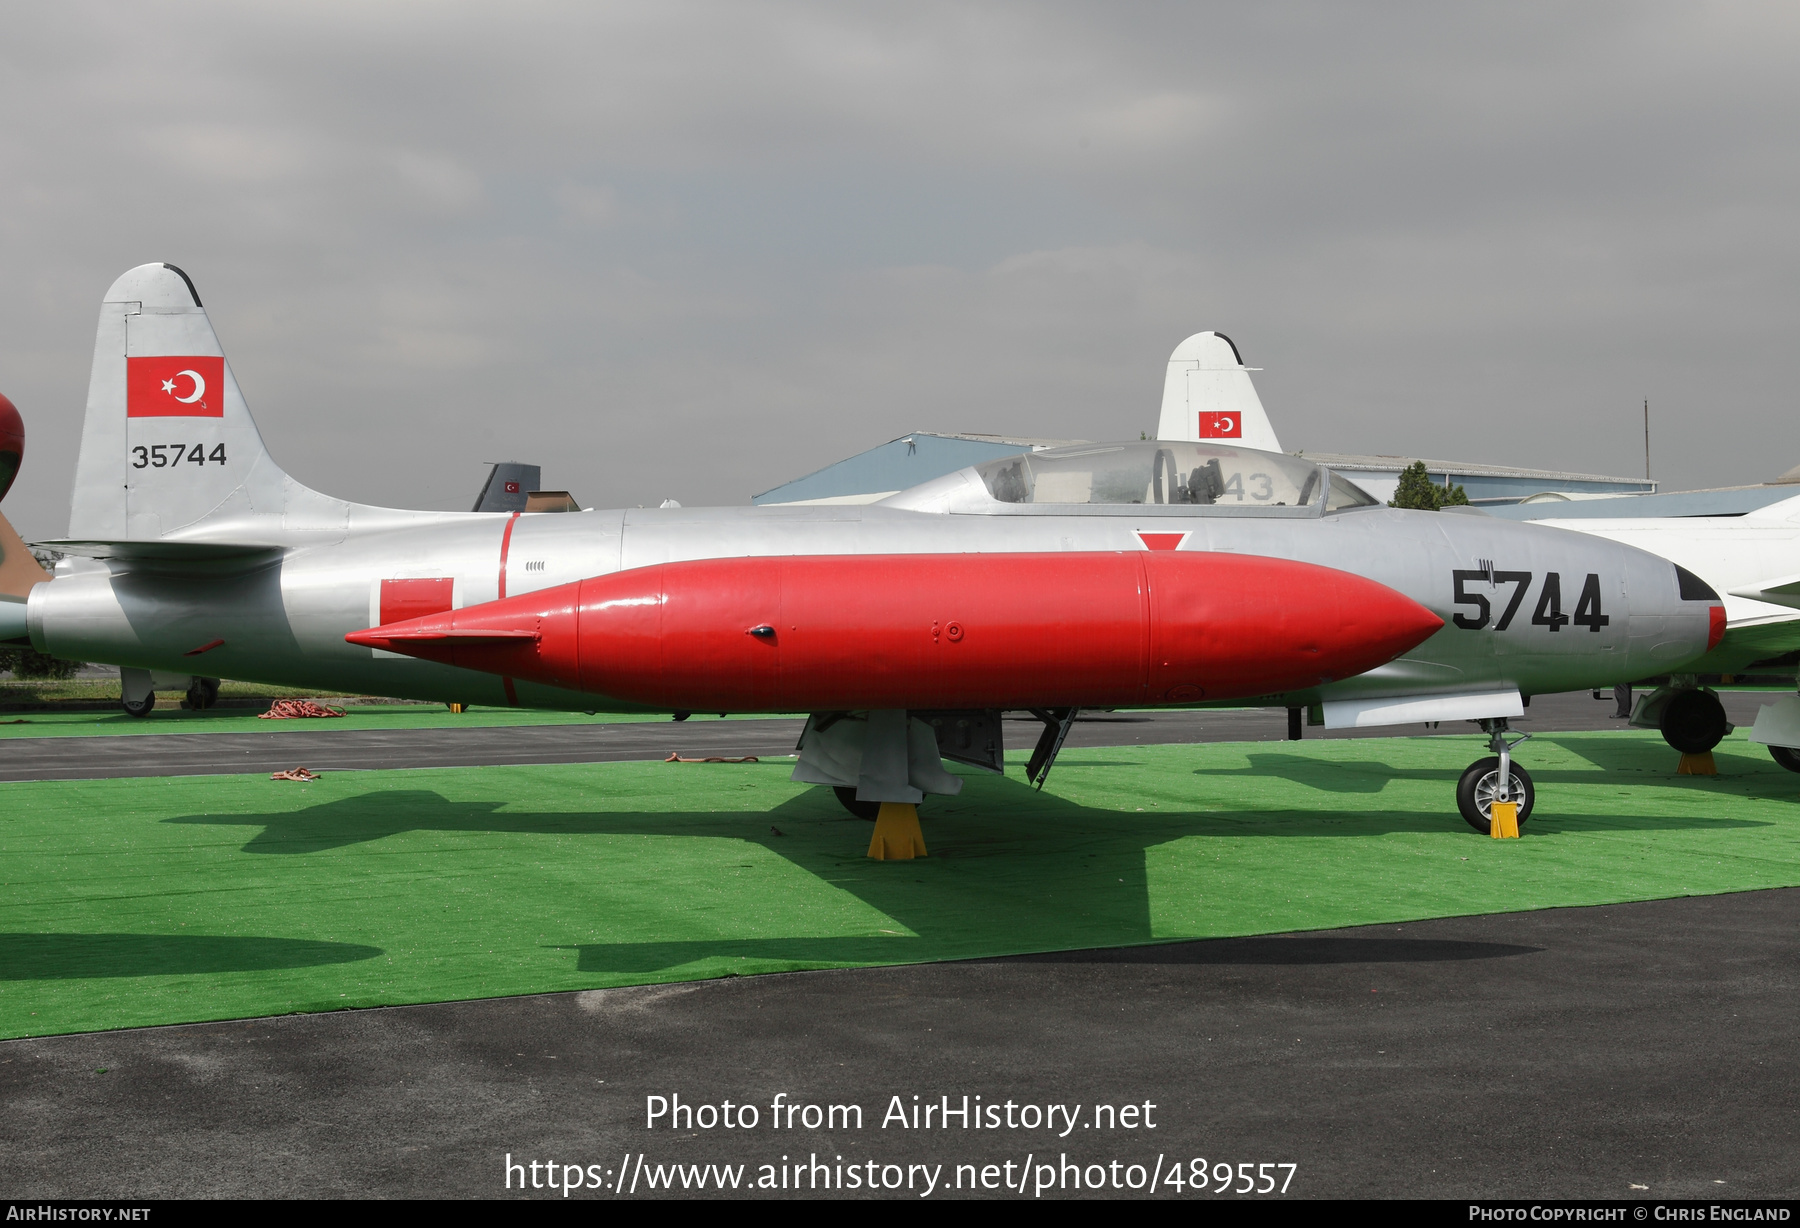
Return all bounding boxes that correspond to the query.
[1452,570,1610,632]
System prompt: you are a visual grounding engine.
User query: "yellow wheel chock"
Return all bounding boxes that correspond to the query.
[1677,752,1718,776]
[868,802,927,860]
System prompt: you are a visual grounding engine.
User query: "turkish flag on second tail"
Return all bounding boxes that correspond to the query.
[1198,411,1241,439]
[127,356,225,418]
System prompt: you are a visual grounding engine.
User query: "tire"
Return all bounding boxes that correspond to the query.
[833,786,881,821]
[1660,689,1728,754]
[186,678,220,711]
[1770,745,1800,774]
[121,696,154,719]
[1456,757,1536,834]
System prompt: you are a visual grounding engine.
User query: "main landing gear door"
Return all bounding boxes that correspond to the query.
[912,709,1005,775]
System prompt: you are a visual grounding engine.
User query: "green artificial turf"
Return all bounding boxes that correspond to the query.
[2,730,1797,1040]
[0,706,778,739]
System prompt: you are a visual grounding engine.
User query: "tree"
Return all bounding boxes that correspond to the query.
[0,645,81,680]
[1388,461,1469,510]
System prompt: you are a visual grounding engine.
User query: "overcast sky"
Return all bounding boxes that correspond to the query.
[2,2,1797,538]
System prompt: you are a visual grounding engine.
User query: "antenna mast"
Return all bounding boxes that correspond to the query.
[1643,399,1651,481]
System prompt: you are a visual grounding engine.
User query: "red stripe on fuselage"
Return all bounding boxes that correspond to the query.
[498,512,519,599]
[498,512,520,703]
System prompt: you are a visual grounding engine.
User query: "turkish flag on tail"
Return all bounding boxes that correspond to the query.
[1198,411,1241,439]
[127,356,225,418]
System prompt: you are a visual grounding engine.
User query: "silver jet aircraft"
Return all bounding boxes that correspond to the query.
[10,264,1724,840]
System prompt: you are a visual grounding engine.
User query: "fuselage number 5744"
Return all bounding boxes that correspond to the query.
[1451,570,1610,633]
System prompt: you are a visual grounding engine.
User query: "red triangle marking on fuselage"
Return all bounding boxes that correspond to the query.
[1137,532,1186,551]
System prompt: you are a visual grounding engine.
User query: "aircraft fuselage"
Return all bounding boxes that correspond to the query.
[30,499,1711,715]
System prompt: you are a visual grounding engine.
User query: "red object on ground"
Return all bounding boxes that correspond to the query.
[0,392,23,503]
[347,552,1443,713]
[259,700,346,720]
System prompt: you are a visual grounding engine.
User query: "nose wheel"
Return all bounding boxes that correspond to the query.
[1457,757,1536,833]
[1457,720,1535,834]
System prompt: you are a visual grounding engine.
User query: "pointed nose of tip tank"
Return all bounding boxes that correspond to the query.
[1340,573,1447,671]
[1144,550,1443,692]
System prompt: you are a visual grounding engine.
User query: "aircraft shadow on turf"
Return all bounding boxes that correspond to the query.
[1542,735,1800,789]
[158,780,1766,857]
[160,777,1766,978]
[0,933,383,981]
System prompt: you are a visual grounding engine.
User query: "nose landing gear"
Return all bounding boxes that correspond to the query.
[1457,719,1536,834]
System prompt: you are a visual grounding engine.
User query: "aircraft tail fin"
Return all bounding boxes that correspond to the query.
[1154,331,1282,453]
[68,263,369,542]
[471,462,542,513]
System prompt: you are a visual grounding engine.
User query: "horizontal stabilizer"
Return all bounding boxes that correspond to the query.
[38,539,283,565]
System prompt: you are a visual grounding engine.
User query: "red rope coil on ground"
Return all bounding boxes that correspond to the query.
[259,699,346,720]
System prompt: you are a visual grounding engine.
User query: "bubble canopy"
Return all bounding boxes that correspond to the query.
[973,442,1380,516]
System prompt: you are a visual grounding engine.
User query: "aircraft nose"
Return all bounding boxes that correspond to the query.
[1672,562,1728,652]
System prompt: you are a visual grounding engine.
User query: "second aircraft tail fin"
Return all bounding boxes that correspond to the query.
[1154,331,1282,453]
[471,462,542,513]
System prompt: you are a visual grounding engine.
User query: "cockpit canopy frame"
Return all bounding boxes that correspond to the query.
[963,441,1380,518]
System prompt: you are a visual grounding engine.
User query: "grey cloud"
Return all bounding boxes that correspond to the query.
[1,1,1798,539]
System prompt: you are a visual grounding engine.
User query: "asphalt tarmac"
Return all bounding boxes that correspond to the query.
[0,690,1778,781]
[2,889,1795,1199]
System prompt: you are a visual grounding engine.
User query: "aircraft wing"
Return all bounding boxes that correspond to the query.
[1729,573,1800,611]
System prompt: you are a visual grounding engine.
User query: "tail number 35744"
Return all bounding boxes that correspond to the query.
[132,443,227,469]
[1451,570,1610,633]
